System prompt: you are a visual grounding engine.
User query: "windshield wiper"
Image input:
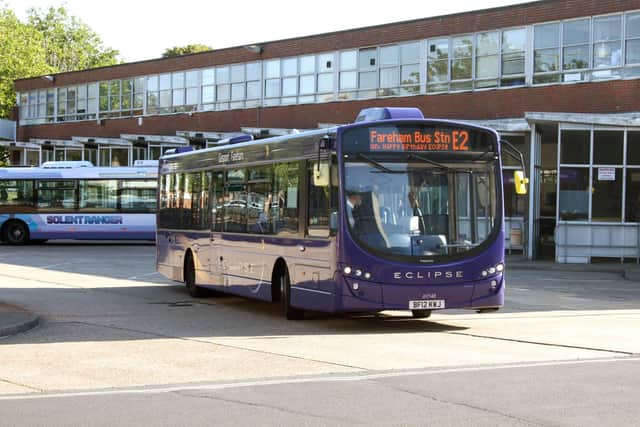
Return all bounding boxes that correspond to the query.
[406,153,451,171]
[356,153,400,173]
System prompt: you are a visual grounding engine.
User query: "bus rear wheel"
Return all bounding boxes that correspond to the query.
[411,309,432,319]
[184,252,206,298]
[3,221,29,245]
[280,270,304,320]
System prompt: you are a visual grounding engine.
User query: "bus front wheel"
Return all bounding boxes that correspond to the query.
[280,270,304,320]
[2,221,29,245]
[184,252,206,298]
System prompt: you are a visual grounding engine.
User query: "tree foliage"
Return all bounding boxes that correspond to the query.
[27,6,120,72]
[0,6,52,118]
[0,2,121,119]
[162,44,212,58]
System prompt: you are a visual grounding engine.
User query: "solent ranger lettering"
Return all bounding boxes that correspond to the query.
[46,215,124,225]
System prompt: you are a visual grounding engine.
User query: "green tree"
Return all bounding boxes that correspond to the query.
[27,6,120,72]
[0,5,52,118]
[162,44,212,58]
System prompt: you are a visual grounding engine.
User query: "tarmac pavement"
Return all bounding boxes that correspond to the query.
[0,254,638,340]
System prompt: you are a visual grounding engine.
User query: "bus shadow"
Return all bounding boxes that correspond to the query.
[0,283,470,346]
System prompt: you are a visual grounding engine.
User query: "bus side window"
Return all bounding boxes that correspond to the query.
[307,160,336,238]
[273,162,300,235]
[0,180,34,207]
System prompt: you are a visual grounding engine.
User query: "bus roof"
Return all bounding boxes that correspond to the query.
[0,166,157,180]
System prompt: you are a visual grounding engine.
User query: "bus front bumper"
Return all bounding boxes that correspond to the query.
[338,275,504,312]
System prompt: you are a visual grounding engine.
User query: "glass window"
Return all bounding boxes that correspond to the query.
[559,167,589,221]
[475,32,499,88]
[451,36,473,82]
[626,13,640,64]
[502,28,526,83]
[231,64,245,83]
[216,67,230,84]
[300,55,315,74]
[0,180,34,207]
[593,131,623,164]
[186,87,198,105]
[231,83,245,101]
[340,51,357,70]
[340,71,357,90]
[265,79,281,98]
[626,169,640,222]
[427,38,449,89]
[273,162,300,235]
[560,130,590,164]
[300,75,315,95]
[593,15,622,69]
[79,180,117,210]
[246,81,260,100]
[592,169,622,221]
[534,23,560,83]
[379,45,398,66]
[147,75,159,92]
[216,84,230,101]
[159,74,171,90]
[563,19,590,74]
[172,89,184,106]
[359,48,377,69]
[359,71,377,89]
[185,71,198,88]
[627,131,640,165]
[246,62,261,80]
[172,72,185,89]
[224,169,247,232]
[37,180,76,209]
[282,77,297,96]
[202,69,215,85]
[318,53,334,71]
[202,86,215,104]
[380,67,399,89]
[400,42,420,64]
[317,73,334,93]
[282,58,297,76]
[120,179,156,212]
[265,60,280,79]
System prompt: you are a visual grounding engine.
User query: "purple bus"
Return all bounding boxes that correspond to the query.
[156,107,526,319]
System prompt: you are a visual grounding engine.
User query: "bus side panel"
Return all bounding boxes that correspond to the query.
[207,234,337,309]
[289,238,337,312]
[156,230,179,281]
[5,213,155,241]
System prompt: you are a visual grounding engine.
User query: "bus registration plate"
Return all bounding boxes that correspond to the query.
[409,300,445,310]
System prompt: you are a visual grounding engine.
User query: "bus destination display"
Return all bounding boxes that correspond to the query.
[369,128,470,152]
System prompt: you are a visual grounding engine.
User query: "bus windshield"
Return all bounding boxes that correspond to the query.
[342,124,500,261]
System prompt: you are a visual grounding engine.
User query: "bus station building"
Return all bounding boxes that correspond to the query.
[8,0,640,262]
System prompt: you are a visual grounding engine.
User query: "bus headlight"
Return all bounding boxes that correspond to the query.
[344,266,352,274]
[481,263,504,278]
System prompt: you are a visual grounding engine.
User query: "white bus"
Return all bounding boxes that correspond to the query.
[0,161,157,244]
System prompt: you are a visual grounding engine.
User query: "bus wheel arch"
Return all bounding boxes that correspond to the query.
[271,258,304,320]
[2,220,30,245]
[184,250,205,298]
